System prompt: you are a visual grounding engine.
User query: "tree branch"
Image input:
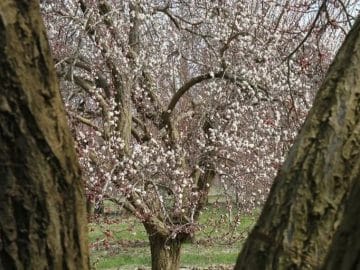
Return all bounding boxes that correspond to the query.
[283,0,327,62]
[166,70,247,114]
[70,113,100,131]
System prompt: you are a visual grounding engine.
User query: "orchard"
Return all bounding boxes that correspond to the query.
[39,0,357,268]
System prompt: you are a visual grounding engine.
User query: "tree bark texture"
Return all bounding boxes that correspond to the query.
[0,1,89,269]
[235,18,360,269]
[148,233,182,270]
[322,176,360,269]
[143,222,185,270]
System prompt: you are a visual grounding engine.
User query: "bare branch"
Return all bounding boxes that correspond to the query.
[337,0,355,28]
[70,113,100,131]
[166,70,247,114]
[284,0,327,62]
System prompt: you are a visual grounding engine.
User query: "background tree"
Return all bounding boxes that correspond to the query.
[235,15,360,270]
[0,1,89,269]
[41,0,357,269]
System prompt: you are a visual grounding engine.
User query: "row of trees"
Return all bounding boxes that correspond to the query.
[0,0,359,269]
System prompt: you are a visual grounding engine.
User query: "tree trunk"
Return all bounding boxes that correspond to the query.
[94,200,105,215]
[322,176,360,270]
[86,197,94,217]
[235,18,360,269]
[148,233,182,270]
[0,1,89,269]
[143,222,183,270]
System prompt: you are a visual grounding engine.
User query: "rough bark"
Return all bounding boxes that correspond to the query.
[322,177,360,270]
[147,230,182,270]
[0,1,89,269]
[235,18,360,269]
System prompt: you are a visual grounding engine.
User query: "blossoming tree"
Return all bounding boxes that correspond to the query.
[41,0,356,268]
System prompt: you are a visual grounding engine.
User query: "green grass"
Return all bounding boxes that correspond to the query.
[92,248,150,269]
[181,244,240,266]
[89,219,147,243]
[91,244,240,269]
[89,204,258,269]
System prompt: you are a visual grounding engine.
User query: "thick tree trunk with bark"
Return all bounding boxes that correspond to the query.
[148,233,182,270]
[0,1,89,269]
[322,178,360,269]
[143,222,185,270]
[235,18,360,269]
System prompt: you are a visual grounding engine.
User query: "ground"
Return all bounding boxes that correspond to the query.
[89,204,257,269]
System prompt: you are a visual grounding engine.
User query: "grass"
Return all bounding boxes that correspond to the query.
[92,248,150,269]
[89,203,258,269]
[91,243,242,269]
